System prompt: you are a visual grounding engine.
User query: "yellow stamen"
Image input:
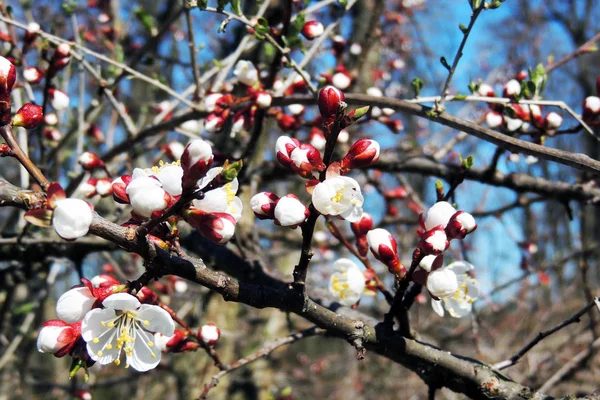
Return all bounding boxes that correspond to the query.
[114,359,121,366]
[92,338,99,344]
[97,350,103,356]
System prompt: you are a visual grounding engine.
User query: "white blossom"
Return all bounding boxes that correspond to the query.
[56,286,96,323]
[81,293,175,371]
[422,201,456,230]
[312,176,364,222]
[126,169,169,218]
[328,258,365,306]
[233,60,259,86]
[273,195,308,227]
[430,261,479,318]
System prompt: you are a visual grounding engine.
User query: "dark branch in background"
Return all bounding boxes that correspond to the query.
[493,298,599,370]
[274,94,600,176]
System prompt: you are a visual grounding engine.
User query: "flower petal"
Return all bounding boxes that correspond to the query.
[102,293,141,310]
[136,304,175,336]
[127,328,161,371]
[444,297,472,318]
[56,286,96,323]
[431,299,445,317]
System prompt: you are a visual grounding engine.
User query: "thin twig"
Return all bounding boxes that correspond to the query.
[199,326,324,399]
[493,298,599,370]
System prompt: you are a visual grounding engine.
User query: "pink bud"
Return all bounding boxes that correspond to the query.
[49,88,70,110]
[181,139,214,190]
[186,211,236,245]
[503,79,521,98]
[254,91,272,109]
[318,85,345,119]
[477,83,495,97]
[301,21,324,40]
[309,127,326,150]
[95,177,113,197]
[111,175,132,204]
[23,66,44,84]
[273,194,310,227]
[78,151,105,171]
[37,320,81,358]
[79,178,97,198]
[485,111,503,128]
[55,43,71,58]
[419,226,449,255]
[331,72,352,90]
[199,323,221,346]
[350,212,373,237]
[516,70,528,81]
[0,56,16,124]
[545,112,563,130]
[583,96,600,121]
[380,117,404,133]
[43,128,61,141]
[366,228,403,275]
[445,211,477,240]
[332,35,346,57]
[384,187,408,199]
[250,192,279,219]
[275,135,300,169]
[12,103,43,129]
[136,286,158,304]
[276,113,300,131]
[341,138,380,170]
[289,144,325,178]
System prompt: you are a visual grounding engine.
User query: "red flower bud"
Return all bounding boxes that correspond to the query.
[301,21,324,40]
[341,138,380,170]
[318,85,345,119]
[445,211,477,240]
[350,213,373,237]
[12,103,43,129]
[78,151,105,171]
[384,187,408,199]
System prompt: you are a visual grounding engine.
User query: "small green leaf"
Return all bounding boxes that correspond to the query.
[435,180,444,190]
[459,23,468,33]
[289,13,306,37]
[221,160,243,182]
[135,8,158,36]
[468,81,478,94]
[454,93,467,100]
[411,77,424,97]
[231,0,243,16]
[462,155,475,169]
[469,0,482,10]
[352,106,370,120]
[338,0,349,7]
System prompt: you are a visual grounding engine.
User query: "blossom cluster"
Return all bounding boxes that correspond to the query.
[478,74,564,135]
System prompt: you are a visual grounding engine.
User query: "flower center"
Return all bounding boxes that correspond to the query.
[330,191,344,203]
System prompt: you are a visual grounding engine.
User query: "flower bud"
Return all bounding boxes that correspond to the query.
[275,135,300,169]
[289,144,325,177]
[503,79,521,98]
[301,21,324,40]
[341,138,380,170]
[49,88,70,110]
[23,66,44,84]
[366,228,402,275]
[318,85,345,120]
[254,91,272,109]
[445,211,477,240]
[12,103,43,129]
[79,178,97,198]
[199,323,221,346]
[485,111,503,128]
[187,211,236,245]
[181,139,214,190]
[250,192,279,220]
[204,113,225,133]
[0,56,16,124]
[583,96,600,121]
[477,83,495,97]
[163,141,185,160]
[350,212,373,237]
[95,177,113,197]
[44,112,58,126]
[137,286,158,304]
[309,127,326,150]
[273,194,310,228]
[545,112,563,130]
[380,117,404,133]
[0,143,11,156]
[516,70,528,81]
[55,43,71,58]
[418,226,449,255]
[25,22,40,42]
[332,72,352,90]
[287,103,305,115]
[420,201,457,231]
[276,113,300,131]
[112,175,132,204]
[56,286,96,323]
[90,274,121,288]
[44,128,62,141]
[53,198,94,240]
[37,320,81,357]
[427,268,458,298]
[78,151,105,171]
[332,35,346,57]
